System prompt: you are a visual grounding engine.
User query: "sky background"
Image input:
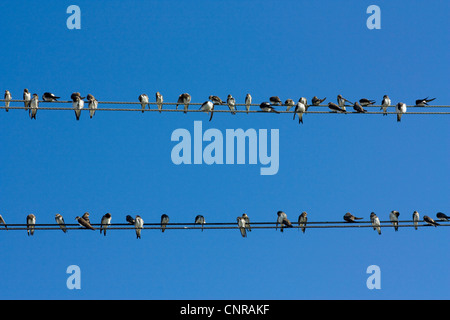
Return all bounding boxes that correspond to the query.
[0,0,449,300]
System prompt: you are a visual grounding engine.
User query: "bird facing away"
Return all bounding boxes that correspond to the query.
[312,96,326,106]
[161,214,169,233]
[436,212,449,221]
[195,215,206,231]
[42,92,60,102]
[87,94,98,119]
[415,97,436,106]
[359,98,376,106]
[0,214,7,229]
[134,215,144,239]
[227,94,237,115]
[381,95,391,116]
[100,213,112,236]
[4,90,11,112]
[390,211,400,231]
[396,102,407,122]
[177,93,191,113]
[353,102,367,113]
[29,94,39,120]
[73,95,84,121]
[298,211,307,234]
[55,214,67,233]
[242,213,251,232]
[284,99,295,112]
[328,102,346,113]
[424,215,439,227]
[200,100,214,121]
[126,215,135,224]
[413,211,420,230]
[245,94,252,114]
[293,102,306,124]
[209,95,224,105]
[276,211,293,232]
[260,102,280,113]
[370,212,381,235]
[27,214,36,236]
[237,216,247,238]
[269,96,282,106]
[343,212,363,223]
[138,94,149,113]
[156,92,163,113]
[23,89,31,111]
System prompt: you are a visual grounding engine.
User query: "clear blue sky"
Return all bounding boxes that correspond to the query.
[0,0,448,300]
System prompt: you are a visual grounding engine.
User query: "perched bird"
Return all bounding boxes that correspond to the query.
[337,95,352,112]
[72,95,84,121]
[390,210,400,231]
[242,213,251,232]
[260,102,280,113]
[156,92,163,113]
[161,214,169,233]
[134,215,144,239]
[100,213,112,236]
[82,212,91,225]
[209,95,224,105]
[396,102,407,122]
[328,102,346,113]
[293,101,306,124]
[126,215,135,224]
[27,214,36,236]
[276,211,293,232]
[343,212,363,223]
[138,94,149,113]
[29,94,39,120]
[413,211,420,230]
[75,215,95,231]
[370,212,381,235]
[70,92,84,101]
[245,94,252,114]
[299,97,308,110]
[381,95,391,116]
[55,214,67,233]
[237,216,247,238]
[4,90,11,112]
[0,214,7,229]
[424,215,439,227]
[87,94,98,119]
[284,99,295,112]
[269,96,282,106]
[227,94,237,115]
[312,96,326,106]
[353,101,367,113]
[415,97,436,106]
[200,100,214,121]
[42,92,60,102]
[195,215,206,231]
[359,98,376,106]
[436,212,449,221]
[177,93,191,113]
[298,211,307,234]
[23,89,31,111]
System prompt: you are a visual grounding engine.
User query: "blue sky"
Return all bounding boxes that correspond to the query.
[0,0,449,300]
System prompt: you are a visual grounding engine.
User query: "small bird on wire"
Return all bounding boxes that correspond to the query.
[415,97,436,106]
[138,94,149,113]
[424,215,439,227]
[156,92,163,113]
[343,212,363,223]
[298,211,307,234]
[55,214,67,233]
[390,210,400,231]
[195,215,206,231]
[370,212,381,235]
[359,98,376,106]
[42,92,60,102]
[381,95,391,116]
[227,94,237,115]
[396,102,407,122]
[245,94,252,114]
[161,214,169,233]
[87,94,98,119]
[312,96,326,106]
[200,100,214,121]
[100,213,112,236]
[276,211,293,232]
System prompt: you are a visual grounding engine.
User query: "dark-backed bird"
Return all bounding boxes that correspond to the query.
[177,93,191,113]
[424,215,439,227]
[27,214,36,236]
[209,95,224,105]
[390,210,400,231]
[200,100,214,121]
[312,96,326,106]
[276,211,293,232]
[415,97,436,106]
[4,90,11,112]
[328,102,346,113]
[298,211,307,234]
[285,99,295,112]
[161,214,169,233]
[381,95,391,116]
[195,215,206,231]
[353,101,367,113]
[227,94,237,115]
[270,96,282,106]
[138,94,149,113]
[359,98,375,106]
[242,213,251,232]
[100,213,112,236]
[75,215,95,231]
[55,214,67,233]
[126,215,135,224]
[260,102,280,113]
[23,89,31,111]
[436,212,449,221]
[370,212,381,235]
[42,92,60,102]
[343,212,363,223]
[396,102,407,122]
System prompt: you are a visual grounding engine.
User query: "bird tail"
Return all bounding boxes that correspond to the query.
[299,114,303,124]
[184,104,188,114]
[397,114,401,122]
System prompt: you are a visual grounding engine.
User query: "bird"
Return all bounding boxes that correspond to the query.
[27,214,36,236]
[126,215,135,224]
[269,96,282,106]
[209,95,224,105]
[353,101,367,113]
[237,216,247,238]
[396,102,407,122]
[276,211,293,232]
[0,214,7,229]
[55,214,67,233]
[42,92,60,102]
[359,98,376,106]
[337,95,352,112]
[293,101,306,124]
[70,92,84,101]
[72,95,84,121]
[195,215,206,231]
[381,95,391,116]
[242,213,251,232]
[177,93,191,113]
[23,89,31,111]
[413,211,420,230]
[312,96,326,106]
[138,94,149,113]
[436,212,449,221]
[424,215,439,227]
[227,94,237,115]
[284,99,295,112]
[75,215,95,231]
[245,94,252,114]
[87,94,98,119]
[161,214,169,233]
[415,97,436,106]
[370,212,381,235]
[4,90,11,112]
[29,94,39,120]
[259,102,280,113]
[82,212,91,225]
[390,210,400,231]
[328,102,346,113]
[200,100,214,121]
[134,215,144,239]
[343,212,363,223]
[298,211,307,234]
[299,97,308,111]
[156,92,163,113]
[100,213,112,236]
